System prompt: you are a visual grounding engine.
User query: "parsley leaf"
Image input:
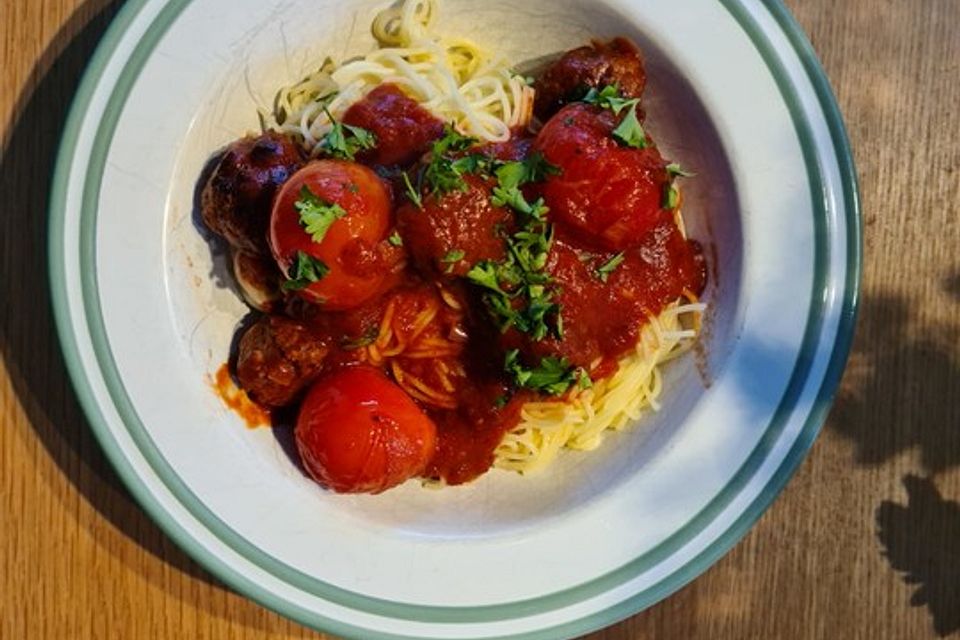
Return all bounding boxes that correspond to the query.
[294,186,346,244]
[282,251,329,291]
[319,107,377,160]
[441,249,465,272]
[341,327,379,350]
[666,163,696,178]
[582,85,649,149]
[596,252,626,282]
[577,368,593,390]
[663,163,693,209]
[388,231,403,247]
[490,153,558,222]
[504,350,578,396]
[466,222,561,341]
[611,103,648,149]
[664,184,680,209]
[402,171,423,210]
[466,261,505,293]
[421,125,483,195]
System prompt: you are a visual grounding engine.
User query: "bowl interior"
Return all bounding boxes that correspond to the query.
[160,0,743,537]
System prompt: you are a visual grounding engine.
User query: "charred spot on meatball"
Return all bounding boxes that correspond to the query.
[235,315,328,407]
[201,132,304,255]
[533,37,647,121]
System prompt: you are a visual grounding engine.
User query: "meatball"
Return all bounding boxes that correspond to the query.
[397,174,514,278]
[534,37,647,121]
[201,132,304,255]
[236,315,328,407]
[342,84,445,167]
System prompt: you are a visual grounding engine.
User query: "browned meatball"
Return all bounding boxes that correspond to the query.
[236,315,328,407]
[396,174,514,278]
[533,38,647,121]
[201,132,304,255]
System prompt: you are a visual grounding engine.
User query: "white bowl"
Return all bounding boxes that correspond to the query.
[49,0,860,638]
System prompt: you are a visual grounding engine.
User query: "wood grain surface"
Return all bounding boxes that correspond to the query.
[2,1,958,638]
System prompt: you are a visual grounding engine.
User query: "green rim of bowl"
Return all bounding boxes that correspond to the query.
[48,0,861,638]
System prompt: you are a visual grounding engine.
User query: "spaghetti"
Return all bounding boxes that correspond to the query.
[269,0,533,154]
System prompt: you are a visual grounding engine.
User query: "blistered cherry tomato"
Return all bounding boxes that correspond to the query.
[295,366,437,494]
[534,103,670,251]
[270,160,391,310]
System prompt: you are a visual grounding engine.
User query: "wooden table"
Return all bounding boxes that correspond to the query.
[3,1,958,638]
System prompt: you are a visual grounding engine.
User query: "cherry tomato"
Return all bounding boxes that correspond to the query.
[295,366,437,494]
[534,103,670,251]
[270,160,391,310]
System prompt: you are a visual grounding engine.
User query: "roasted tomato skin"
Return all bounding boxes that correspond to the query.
[534,103,670,251]
[270,160,393,310]
[295,366,437,494]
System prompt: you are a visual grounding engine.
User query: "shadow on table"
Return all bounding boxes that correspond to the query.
[830,284,960,636]
[830,291,960,474]
[0,0,282,627]
[878,475,960,637]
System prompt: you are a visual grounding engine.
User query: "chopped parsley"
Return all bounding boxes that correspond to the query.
[664,184,680,209]
[577,368,593,390]
[441,249,465,273]
[663,163,694,209]
[582,85,648,149]
[490,153,559,223]
[666,163,696,178]
[319,106,377,160]
[388,230,404,247]
[401,171,423,209]
[466,221,561,341]
[504,350,581,396]
[596,252,626,282]
[462,152,564,341]
[420,125,486,195]
[282,251,329,291]
[611,104,648,149]
[340,327,379,350]
[294,185,346,244]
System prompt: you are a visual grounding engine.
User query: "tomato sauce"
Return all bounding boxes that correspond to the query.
[212,364,271,428]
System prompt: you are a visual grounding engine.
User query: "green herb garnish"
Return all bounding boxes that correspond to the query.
[466,221,561,341]
[504,350,578,396]
[582,85,648,149]
[441,249,465,273]
[294,185,346,244]
[596,252,626,282]
[663,163,694,209]
[666,163,695,178]
[421,126,484,195]
[282,251,330,291]
[388,230,403,247]
[490,154,559,222]
[402,171,423,210]
[319,106,377,160]
[611,104,648,149]
[341,327,379,350]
